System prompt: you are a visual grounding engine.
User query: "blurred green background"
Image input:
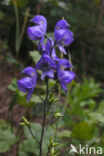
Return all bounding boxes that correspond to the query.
[0,0,104,156]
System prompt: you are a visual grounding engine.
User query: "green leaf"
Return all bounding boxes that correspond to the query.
[0,120,19,153]
[30,51,41,63]
[49,79,56,88]
[96,100,104,115]
[31,95,45,104]
[19,140,39,156]
[57,130,71,138]
[89,112,104,124]
[24,123,42,141]
[72,122,94,140]
[20,123,55,155]
[8,78,18,92]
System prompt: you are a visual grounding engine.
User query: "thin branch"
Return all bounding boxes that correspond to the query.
[36,88,44,102]
[27,124,40,144]
[39,78,49,156]
[46,143,52,156]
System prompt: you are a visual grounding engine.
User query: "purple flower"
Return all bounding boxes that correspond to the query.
[38,37,59,61]
[36,54,56,80]
[55,19,70,30]
[31,15,47,33]
[27,15,47,41]
[54,28,74,54]
[17,67,37,103]
[57,59,73,70]
[58,71,75,93]
[57,59,75,93]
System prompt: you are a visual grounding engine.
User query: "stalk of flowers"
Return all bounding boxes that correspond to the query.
[17,15,75,156]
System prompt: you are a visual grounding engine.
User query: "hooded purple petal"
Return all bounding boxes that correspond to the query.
[58,71,75,93]
[17,77,34,89]
[55,29,74,46]
[60,82,67,94]
[58,45,66,54]
[22,67,37,77]
[27,26,44,41]
[31,15,47,34]
[55,19,70,30]
[26,88,34,103]
[59,71,75,84]
[21,67,37,86]
[17,67,37,103]
[51,48,59,61]
[57,59,73,72]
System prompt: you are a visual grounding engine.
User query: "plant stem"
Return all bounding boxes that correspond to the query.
[63,51,72,115]
[58,52,63,98]
[27,124,40,144]
[46,143,52,156]
[39,78,49,156]
[36,88,44,102]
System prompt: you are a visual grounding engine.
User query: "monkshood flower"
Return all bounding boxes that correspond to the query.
[54,28,74,54]
[38,37,59,61]
[36,54,56,80]
[17,67,37,103]
[55,19,70,30]
[58,71,75,93]
[27,15,47,41]
[57,59,73,70]
[57,59,75,93]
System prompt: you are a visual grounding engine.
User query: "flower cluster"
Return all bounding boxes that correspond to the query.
[17,15,75,102]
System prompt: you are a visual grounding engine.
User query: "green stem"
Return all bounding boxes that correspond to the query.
[63,51,72,115]
[39,78,49,156]
[27,124,40,144]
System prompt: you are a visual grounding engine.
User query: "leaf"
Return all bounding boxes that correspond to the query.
[89,112,104,124]
[57,1,69,10]
[20,123,55,155]
[31,95,45,104]
[19,140,38,156]
[72,122,94,140]
[88,101,104,124]
[24,123,42,141]
[57,130,71,138]
[0,120,19,153]
[96,100,104,115]
[8,78,18,92]
[30,51,41,63]
[49,79,56,88]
